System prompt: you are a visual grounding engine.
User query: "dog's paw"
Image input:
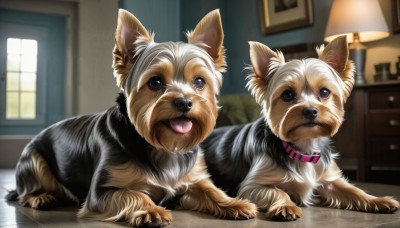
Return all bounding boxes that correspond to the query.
[219,198,258,220]
[366,197,400,213]
[129,205,172,227]
[20,193,58,210]
[266,204,303,221]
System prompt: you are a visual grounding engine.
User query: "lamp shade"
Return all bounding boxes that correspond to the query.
[324,0,389,42]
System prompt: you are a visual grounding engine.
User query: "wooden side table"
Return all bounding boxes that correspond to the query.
[334,80,400,182]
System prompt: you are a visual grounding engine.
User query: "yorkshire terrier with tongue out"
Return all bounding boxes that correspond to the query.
[6,9,256,227]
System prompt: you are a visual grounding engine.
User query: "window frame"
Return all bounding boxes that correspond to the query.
[0,22,47,127]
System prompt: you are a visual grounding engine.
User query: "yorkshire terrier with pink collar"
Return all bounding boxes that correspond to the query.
[202,36,399,221]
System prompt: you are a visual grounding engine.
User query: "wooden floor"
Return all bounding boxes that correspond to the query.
[1,169,400,227]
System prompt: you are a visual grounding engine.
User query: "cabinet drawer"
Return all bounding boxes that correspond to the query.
[368,112,400,136]
[368,90,400,109]
[369,138,400,166]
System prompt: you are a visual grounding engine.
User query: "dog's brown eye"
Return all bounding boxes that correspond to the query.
[281,89,295,102]
[319,88,330,99]
[147,76,164,91]
[193,77,205,90]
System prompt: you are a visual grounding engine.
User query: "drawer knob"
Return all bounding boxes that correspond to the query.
[389,144,399,151]
[388,96,395,108]
[389,120,400,126]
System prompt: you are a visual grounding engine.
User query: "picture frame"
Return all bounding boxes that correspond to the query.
[259,0,313,34]
[393,0,400,34]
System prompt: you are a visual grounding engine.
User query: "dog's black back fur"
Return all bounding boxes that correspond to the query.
[201,116,332,196]
[11,93,198,202]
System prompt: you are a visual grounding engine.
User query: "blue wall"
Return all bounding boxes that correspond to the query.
[120,0,333,94]
[120,0,181,42]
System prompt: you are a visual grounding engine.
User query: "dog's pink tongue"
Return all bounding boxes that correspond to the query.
[169,118,192,134]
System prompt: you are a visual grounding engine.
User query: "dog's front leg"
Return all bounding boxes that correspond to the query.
[318,162,399,213]
[79,186,172,227]
[238,183,303,221]
[179,177,257,219]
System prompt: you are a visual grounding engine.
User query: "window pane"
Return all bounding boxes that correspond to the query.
[5,38,38,120]
[20,73,36,91]
[7,38,21,54]
[20,92,36,119]
[6,73,20,91]
[21,39,37,56]
[7,54,20,71]
[21,54,37,72]
[6,92,19,119]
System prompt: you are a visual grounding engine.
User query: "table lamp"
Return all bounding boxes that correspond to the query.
[324,0,389,84]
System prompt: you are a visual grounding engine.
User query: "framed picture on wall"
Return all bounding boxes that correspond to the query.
[259,0,313,34]
[393,0,400,33]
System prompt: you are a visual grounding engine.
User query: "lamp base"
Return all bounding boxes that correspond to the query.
[354,71,367,85]
[349,48,367,85]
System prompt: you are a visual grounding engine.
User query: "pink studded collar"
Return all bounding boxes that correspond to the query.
[282,141,321,164]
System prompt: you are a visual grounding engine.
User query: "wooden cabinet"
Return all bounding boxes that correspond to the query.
[334,81,400,183]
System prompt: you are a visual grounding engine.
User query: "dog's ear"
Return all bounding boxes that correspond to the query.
[187,9,226,72]
[248,41,283,105]
[113,9,153,90]
[318,35,355,101]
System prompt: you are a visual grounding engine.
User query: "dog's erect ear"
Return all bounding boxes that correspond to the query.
[113,9,153,90]
[187,9,226,72]
[115,9,151,59]
[319,36,349,75]
[318,36,355,101]
[249,41,281,80]
[247,41,283,105]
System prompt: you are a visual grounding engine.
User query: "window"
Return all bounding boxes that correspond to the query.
[6,38,38,120]
[0,9,66,135]
[0,22,46,131]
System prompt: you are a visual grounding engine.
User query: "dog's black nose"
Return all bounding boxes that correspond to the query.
[302,107,318,120]
[174,98,192,112]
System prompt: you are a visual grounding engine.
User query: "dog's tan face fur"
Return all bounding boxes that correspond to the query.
[113,9,225,152]
[248,36,354,142]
